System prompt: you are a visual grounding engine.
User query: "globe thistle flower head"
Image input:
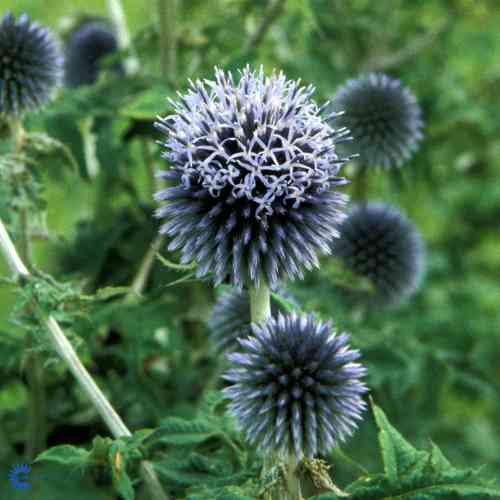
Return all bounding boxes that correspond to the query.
[64,21,121,88]
[224,312,368,459]
[0,12,62,115]
[155,66,351,289]
[336,203,425,305]
[208,287,298,353]
[332,73,423,169]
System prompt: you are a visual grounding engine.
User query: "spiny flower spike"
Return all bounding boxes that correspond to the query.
[155,66,353,289]
[64,21,121,88]
[336,203,425,305]
[224,312,368,460]
[208,287,298,353]
[331,73,423,169]
[0,12,62,115]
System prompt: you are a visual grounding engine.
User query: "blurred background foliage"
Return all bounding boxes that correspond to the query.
[0,0,499,497]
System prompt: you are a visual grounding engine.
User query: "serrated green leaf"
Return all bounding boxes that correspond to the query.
[344,407,500,499]
[372,400,427,483]
[35,445,90,467]
[144,417,219,447]
[121,85,171,120]
[386,483,500,498]
[428,441,452,472]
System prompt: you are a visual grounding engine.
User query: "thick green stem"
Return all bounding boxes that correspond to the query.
[249,282,271,324]
[158,0,177,83]
[285,454,302,500]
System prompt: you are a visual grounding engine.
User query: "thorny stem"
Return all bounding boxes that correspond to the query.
[245,0,287,53]
[158,0,178,83]
[106,0,140,76]
[9,118,46,459]
[127,233,165,299]
[0,219,169,499]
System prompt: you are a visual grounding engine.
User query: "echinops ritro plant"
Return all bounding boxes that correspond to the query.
[64,20,121,88]
[0,12,62,115]
[335,203,425,305]
[155,66,352,289]
[332,73,423,169]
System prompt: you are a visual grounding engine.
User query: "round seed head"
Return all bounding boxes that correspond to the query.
[64,20,121,88]
[336,203,425,305]
[208,287,298,353]
[224,312,368,459]
[0,12,62,115]
[332,73,423,169]
[155,66,351,289]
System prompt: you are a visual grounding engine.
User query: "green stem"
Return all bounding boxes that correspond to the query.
[245,0,287,53]
[106,0,140,75]
[140,461,169,500]
[127,234,165,300]
[332,447,369,475]
[249,281,271,324]
[353,164,369,203]
[24,350,46,460]
[9,118,47,459]
[158,0,177,83]
[79,117,99,180]
[285,454,302,500]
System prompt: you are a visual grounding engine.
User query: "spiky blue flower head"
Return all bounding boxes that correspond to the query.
[208,287,298,353]
[331,73,423,169]
[0,12,62,115]
[336,203,425,305]
[155,66,351,289]
[64,21,121,88]
[224,312,368,459]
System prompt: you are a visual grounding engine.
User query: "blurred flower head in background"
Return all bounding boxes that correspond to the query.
[336,203,425,305]
[64,20,121,88]
[0,12,62,115]
[155,66,352,289]
[224,312,368,459]
[332,73,423,169]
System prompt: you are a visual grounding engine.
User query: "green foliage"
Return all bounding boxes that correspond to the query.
[334,403,500,499]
